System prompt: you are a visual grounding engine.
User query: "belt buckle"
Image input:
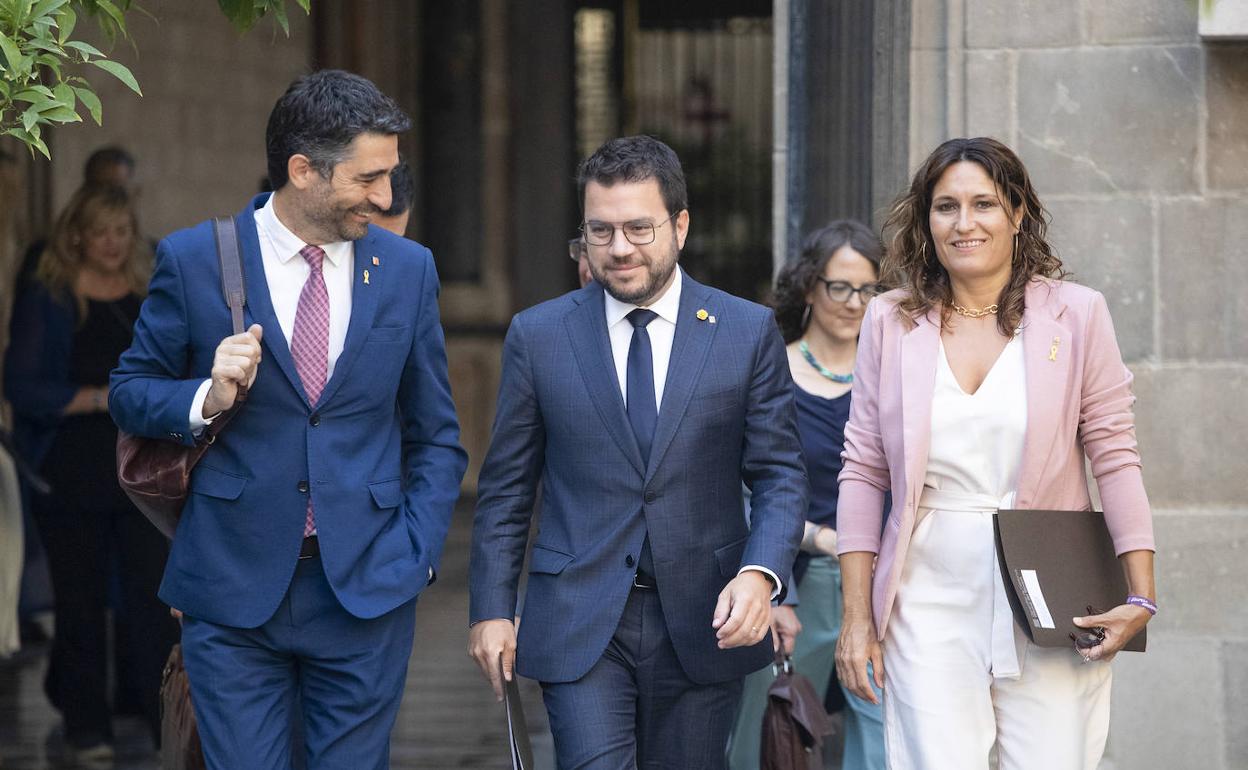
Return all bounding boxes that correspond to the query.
[632,572,655,590]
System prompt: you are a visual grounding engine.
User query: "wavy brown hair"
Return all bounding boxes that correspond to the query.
[37,184,151,322]
[771,220,882,343]
[881,137,1066,336]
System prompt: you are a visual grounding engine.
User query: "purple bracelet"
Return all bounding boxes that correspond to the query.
[1126,595,1157,616]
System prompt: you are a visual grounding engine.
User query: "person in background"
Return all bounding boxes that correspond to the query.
[727,221,886,770]
[374,159,414,237]
[568,235,592,288]
[4,184,176,762]
[835,137,1156,769]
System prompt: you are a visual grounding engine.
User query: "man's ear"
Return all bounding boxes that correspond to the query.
[675,209,690,250]
[287,154,320,191]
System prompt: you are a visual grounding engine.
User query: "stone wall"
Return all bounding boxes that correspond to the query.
[46,0,312,240]
[910,1,1248,767]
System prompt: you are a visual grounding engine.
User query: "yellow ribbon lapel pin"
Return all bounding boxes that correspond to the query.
[1049,336,1060,361]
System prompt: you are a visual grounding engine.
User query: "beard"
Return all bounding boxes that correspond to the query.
[303,183,381,242]
[590,233,680,306]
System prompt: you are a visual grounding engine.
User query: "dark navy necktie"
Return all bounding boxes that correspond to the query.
[626,308,659,576]
[626,309,659,464]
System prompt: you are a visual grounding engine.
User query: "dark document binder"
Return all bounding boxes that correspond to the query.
[994,509,1146,652]
[500,654,535,770]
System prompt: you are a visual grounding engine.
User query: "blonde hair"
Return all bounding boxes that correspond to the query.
[37,184,151,322]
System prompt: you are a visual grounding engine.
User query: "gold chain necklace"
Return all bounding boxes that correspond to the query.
[951,303,998,319]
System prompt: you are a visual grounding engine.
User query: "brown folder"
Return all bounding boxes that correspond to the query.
[994,509,1146,652]
[500,654,535,770]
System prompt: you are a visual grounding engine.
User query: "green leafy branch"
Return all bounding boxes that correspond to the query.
[0,0,309,159]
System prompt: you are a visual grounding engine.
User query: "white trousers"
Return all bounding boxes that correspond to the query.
[882,507,1112,770]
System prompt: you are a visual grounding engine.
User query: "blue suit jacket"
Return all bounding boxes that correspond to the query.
[469,274,807,685]
[110,195,467,628]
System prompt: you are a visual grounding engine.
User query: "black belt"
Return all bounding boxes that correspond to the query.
[298,535,320,560]
[632,570,657,590]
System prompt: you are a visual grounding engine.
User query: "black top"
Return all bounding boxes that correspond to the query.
[39,294,141,510]
[795,385,851,530]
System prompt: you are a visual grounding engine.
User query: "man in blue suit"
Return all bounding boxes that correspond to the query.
[469,136,807,768]
[110,70,467,769]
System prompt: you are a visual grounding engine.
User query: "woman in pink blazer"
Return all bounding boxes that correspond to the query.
[833,138,1156,769]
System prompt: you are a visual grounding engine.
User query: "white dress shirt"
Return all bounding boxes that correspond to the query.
[602,267,781,598]
[189,194,354,428]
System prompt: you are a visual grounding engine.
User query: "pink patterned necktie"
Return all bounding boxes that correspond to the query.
[291,244,329,537]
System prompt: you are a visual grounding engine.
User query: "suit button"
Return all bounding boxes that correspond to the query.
[644,490,658,504]
[309,414,320,427]
[625,554,635,568]
[297,480,309,493]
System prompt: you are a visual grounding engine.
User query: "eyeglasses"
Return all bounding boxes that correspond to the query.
[580,212,680,246]
[815,278,883,303]
[568,237,586,262]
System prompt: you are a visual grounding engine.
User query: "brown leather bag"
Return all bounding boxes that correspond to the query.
[116,217,247,539]
[160,643,207,770]
[761,653,835,770]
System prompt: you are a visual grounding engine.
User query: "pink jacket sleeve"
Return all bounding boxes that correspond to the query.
[837,298,890,555]
[1080,291,1155,555]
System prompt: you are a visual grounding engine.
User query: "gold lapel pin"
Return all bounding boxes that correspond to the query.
[372,256,380,266]
[696,309,709,321]
[1049,336,1060,362]
[364,269,371,285]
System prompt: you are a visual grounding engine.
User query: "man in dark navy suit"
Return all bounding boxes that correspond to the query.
[469,136,807,768]
[111,71,466,769]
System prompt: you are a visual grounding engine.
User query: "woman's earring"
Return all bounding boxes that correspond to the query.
[800,304,812,330]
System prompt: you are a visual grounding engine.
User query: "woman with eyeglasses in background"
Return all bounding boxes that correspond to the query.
[727,220,886,770]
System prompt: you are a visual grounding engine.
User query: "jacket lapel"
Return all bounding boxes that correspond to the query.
[645,276,717,479]
[900,309,940,506]
[235,197,307,404]
[1015,280,1070,506]
[315,230,381,408]
[564,286,646,476]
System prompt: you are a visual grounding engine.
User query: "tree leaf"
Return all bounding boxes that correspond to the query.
[294,0,310,13]
[56,4,76,44]
[90,57,141,95]
[20,106,38,132]
[39,104,80,122]
[65,39,105,59]
[271,0,289,36]
[29,0,69,23]
[13,85,54,101]
[0,32,22,73]
[71,84,100,124]
[26,38,64,55]
[4,126,52,159]
[51,80,72,102]
[94,0,127,32]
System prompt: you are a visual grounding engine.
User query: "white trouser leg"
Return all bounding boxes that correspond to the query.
[992,643,1112,770]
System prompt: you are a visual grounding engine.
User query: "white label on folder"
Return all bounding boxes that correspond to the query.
[1020,569,1056,629]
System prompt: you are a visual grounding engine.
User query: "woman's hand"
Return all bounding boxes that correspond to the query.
[771,605,802,655]
[835,611,884,704]
[1072,604,1151,663]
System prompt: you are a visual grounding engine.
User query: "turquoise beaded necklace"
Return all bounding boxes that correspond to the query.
[798,340,853,384]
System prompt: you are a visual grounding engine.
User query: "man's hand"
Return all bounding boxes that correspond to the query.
[712,570,773,649]
[203,324,263,417]
[771,604,801,655]
[468,618,516,701]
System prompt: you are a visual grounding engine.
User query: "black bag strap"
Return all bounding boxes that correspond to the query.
[211,216,249,407]
[212,216,246,335]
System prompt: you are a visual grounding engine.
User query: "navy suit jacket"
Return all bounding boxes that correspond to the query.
[110,195,467,628]
[469,274,807,685]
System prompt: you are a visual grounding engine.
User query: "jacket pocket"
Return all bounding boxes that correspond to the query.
[529,544,575,575]
[714,535,750,578]
[368,479,403,509]
[190,466,246,501]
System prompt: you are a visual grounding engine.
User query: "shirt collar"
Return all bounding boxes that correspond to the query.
[604,266,684,328]
[257,193,350,267]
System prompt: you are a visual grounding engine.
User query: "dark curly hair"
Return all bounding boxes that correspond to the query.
[771,220,882,343]
[882,137,1066,336]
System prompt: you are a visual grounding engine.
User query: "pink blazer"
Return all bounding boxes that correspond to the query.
[836,278,1155,638]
